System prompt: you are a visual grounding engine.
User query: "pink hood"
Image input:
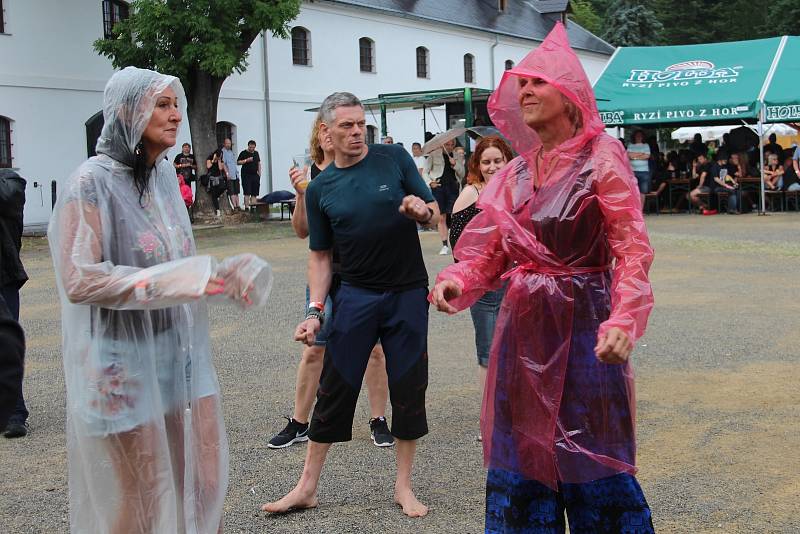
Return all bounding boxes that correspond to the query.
[488,22,606,156]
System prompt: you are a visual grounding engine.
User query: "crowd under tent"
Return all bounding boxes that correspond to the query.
[592,35,800,212]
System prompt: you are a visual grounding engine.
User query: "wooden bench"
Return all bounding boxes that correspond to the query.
[252,199,296,220]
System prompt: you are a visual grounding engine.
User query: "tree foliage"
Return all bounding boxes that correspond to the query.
[93,0,301,216]
[569,0,603,36]
[602,0,663,47]
[582,0,784,45]
[763,0,800,37]
[94,0,301,95]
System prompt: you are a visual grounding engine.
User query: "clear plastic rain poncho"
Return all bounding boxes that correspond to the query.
[48,67,273,533]
[433,23,654,489]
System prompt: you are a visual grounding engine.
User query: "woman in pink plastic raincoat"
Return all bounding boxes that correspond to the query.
[430,23,655,533]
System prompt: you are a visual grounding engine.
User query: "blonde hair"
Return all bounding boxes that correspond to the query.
[309,115,324,165]
[561,95,584,134]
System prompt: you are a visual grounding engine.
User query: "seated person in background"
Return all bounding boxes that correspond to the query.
[689,153,712,211]
[764,133,783,161]
[712,152,739,214]
[763,153,784,190]
[782,154,800,192]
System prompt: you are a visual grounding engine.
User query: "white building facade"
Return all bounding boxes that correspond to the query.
[0,0,613,227]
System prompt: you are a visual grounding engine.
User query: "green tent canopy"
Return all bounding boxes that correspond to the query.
[764,36,800,123]
[593,37,784,127]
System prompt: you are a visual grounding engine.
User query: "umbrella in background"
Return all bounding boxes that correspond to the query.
[421,126,510,154]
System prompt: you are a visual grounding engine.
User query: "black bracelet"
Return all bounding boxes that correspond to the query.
[306,308,324,325]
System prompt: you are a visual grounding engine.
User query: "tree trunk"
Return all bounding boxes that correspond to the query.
[186,70,225,219]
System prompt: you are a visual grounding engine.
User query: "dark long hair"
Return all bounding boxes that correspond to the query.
[132,141,152,206]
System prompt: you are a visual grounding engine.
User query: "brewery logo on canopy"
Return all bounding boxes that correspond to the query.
[623,60,742,88]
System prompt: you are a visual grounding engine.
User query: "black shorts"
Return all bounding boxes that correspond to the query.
[432,184,459,215]
[227,178,240,195]
[242,174,260,196]
[309,283,429,443]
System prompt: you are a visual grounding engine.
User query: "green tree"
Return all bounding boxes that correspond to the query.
[602,0,663,46]
[569,0,603,36]
[94,0,301,216]
[763,0,800,36]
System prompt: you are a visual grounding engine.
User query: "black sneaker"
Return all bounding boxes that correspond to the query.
[369,417,395,448]
[3,421,28,439]
[267,417,309,449]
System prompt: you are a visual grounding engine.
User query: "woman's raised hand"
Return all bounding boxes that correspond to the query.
[430,280,462,314]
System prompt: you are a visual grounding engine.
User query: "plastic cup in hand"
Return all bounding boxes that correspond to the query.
[292,154,312,191]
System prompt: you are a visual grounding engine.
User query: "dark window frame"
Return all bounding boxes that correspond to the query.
[464,53,475,84]
[291,26,311,66]
[366,125,377,145]
[0,0,6,34]
[0,116,12,169]
[359,37,375,73]
[215,121,235,150]
[102,0,130,40]
[416,46,429,79]
[505,59,515,71]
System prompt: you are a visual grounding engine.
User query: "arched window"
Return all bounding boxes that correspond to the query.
[416,46,429,79]
[0,116,12,168]
[215,121,236,150]
[366,125,377,145]
[505,59,515,71]
[291,26,311,66]
[85,110,104,157]
[464,53,475,84]
[359,37,375,73]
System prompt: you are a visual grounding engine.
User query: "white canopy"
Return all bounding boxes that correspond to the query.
[672,123,798,142]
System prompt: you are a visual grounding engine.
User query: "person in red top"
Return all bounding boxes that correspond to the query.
[430,23,655,533]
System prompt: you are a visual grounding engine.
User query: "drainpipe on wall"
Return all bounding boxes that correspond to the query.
[261,31,274,193]
[490,35,500,89]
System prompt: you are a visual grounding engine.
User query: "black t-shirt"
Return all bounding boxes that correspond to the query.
[306,144,435,291]
[695,162,711,187]
[206,150,224,177]
[782,164,799,189]
[173,153,196,182]
[309,163,341,271]
[439,155,459,191]
[238,149,260,177]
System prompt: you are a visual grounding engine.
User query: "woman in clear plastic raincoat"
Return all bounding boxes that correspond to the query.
[48,67,272,534]
[430,24,656,533]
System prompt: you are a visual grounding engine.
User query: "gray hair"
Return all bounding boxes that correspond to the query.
[319,92,363,124]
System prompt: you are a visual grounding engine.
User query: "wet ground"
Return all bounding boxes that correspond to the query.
[2,212,798,533]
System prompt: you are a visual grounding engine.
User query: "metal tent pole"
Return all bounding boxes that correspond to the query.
[758,109,767,215]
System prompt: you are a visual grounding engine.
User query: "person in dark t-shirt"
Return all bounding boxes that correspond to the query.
[205,148,227,216]
[237,140,261,212]
[263,92,440,518]
[173,143,196,187]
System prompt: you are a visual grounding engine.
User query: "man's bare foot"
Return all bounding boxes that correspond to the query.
[394,486,428,518]
[261,485,318,514]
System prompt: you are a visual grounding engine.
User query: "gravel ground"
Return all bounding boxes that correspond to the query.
[1,212,799,533]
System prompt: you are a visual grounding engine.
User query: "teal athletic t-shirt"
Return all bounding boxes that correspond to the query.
[305,144,435,292]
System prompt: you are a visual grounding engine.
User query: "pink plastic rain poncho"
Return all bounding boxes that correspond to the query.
[434,23,654,489]
[48,67,272,533]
